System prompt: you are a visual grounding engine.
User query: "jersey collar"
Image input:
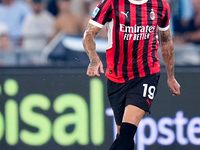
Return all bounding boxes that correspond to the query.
[128,0,148,5]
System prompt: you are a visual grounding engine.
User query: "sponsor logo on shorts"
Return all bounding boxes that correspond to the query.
[146,99,152,107]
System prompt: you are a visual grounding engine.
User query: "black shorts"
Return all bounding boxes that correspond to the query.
[107,73,160,126]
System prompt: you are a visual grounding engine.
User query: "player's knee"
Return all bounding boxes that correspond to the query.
[123,115,141,126]
[122,105,145,126]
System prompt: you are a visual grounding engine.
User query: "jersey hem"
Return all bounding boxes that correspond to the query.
[89,19,103,28]
[106,71,161,83]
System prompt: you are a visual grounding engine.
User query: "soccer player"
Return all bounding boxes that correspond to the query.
[83,0,181,149]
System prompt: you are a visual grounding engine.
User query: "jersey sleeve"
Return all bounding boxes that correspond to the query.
[89,0,112,28]
[158,2,170,31]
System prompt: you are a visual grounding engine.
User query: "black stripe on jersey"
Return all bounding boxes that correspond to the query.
[157,0,164,23]
[152,37,157,66]
[132,5,140,78]
[142,0,152,76]
[93,0,107,22]
[152,36,157,66]
[152,0,164,66]
[102,5,112,24]
[160,9,169,27]
[114,0,120,76]
[122,0,130,81]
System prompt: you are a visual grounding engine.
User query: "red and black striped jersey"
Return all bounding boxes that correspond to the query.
[89,0,170,83]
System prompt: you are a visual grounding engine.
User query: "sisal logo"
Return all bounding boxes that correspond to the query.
[120,24,156,41]
[0,78,105,147]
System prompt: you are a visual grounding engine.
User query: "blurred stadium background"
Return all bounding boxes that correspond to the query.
[0,0,200,150]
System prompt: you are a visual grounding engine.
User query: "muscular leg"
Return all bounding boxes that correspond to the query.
[122,105,145,125]
[110,105,145,150]
[116,105,145,134]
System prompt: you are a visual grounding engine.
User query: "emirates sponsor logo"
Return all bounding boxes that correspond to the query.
[120,24,156,34]
[120,24,156,41]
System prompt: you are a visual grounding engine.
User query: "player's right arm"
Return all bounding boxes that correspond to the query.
[83,0,112,77]
[160,28,181,96]
[83,24,104,77]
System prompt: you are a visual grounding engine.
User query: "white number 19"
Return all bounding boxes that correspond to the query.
[143,84,156,99]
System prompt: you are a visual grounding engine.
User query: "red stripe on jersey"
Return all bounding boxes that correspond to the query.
[106,0,125,83]
[160,0,167,26]
[148,0,156,74]
[127,4,136,79]
[97,3,107,24]
[91,2,101,20]
[106,2,117,80]
[111,1,116,73]
[137,3,148,77]
[118,0,125,79]
[166,3,170,27]
[150,0,160,74]
[93,1,111,24]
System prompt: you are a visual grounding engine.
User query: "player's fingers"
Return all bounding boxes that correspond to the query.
[172,88,178,96]
[100,63,104,73]
[171,85,180,96]
[171,90,178,96]
[174,85,181,95]
[86,69,90,76]
[87,69,93,76]
[94,68,100,76]
[87,72,92,76]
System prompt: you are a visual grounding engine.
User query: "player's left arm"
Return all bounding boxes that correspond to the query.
[160,28,181,96]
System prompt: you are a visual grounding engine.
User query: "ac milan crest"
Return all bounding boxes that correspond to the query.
[150,9,155,20]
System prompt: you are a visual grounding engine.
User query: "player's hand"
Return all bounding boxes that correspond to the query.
[167,77,181,96]
[87,58,104,77]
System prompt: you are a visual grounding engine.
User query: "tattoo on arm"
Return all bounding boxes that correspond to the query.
[160,29,174,78]
[88,59,99,68]
[83,24,101,62]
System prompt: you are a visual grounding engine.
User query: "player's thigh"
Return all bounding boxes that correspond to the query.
[122,105,145,126]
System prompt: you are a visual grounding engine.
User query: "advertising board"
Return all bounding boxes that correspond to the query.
[0,68,199,150]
